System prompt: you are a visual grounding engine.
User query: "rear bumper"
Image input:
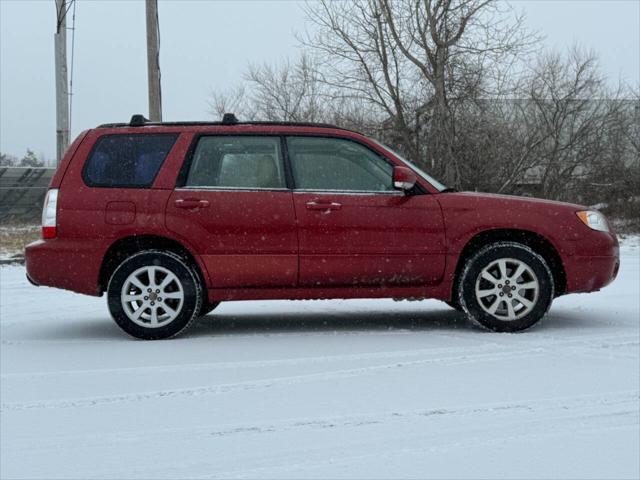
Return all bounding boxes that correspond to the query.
[25,239,105,296]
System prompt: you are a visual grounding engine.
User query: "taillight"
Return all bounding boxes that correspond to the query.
[41,189,58,239]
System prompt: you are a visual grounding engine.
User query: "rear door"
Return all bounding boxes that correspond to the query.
[166,135,297,288]
[287,135,446,287]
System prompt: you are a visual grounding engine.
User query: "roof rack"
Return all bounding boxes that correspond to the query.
[96,113,350,131]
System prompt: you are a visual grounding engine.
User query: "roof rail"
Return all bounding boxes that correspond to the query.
[97,113,353,132]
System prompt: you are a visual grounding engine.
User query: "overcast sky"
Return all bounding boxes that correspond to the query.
[1,0,638,161]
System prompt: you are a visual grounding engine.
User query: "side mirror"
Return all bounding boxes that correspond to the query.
[393,166,417,192]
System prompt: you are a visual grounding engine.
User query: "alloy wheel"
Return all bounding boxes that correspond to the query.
[120,266,184,328]
[474,258,539,321]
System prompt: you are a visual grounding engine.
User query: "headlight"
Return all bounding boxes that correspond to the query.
[576,210,609,232]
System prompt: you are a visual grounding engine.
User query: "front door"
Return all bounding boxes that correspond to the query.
[166,135,297,288]
[287,136,446,287]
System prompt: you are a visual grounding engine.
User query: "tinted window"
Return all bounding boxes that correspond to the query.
[287,137,393,192]
[185,136,285,189]
[83,134,177,187]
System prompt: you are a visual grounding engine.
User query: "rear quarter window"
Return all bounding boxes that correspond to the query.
[83,133,178,188]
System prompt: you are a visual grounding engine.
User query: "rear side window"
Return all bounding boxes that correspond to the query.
[83,134,178,187]
[185,136,285,189]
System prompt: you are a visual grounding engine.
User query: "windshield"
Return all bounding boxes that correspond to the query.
[371,139,447,192]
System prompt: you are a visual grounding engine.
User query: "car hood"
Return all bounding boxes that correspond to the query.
[434,191,594,247]
[438,191,586,212]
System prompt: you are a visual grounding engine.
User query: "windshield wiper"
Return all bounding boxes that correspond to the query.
[439,187,457,193]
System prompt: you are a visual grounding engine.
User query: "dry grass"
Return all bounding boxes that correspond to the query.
[0,224,40,259]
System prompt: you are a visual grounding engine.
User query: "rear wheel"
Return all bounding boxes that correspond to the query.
[107,250,202,339]
[458,242,554,332]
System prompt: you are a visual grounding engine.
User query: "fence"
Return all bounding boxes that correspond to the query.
[0,167,54,224]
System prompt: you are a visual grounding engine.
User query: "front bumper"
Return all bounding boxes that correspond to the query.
[562,231,619,293]
[564,254,619,293]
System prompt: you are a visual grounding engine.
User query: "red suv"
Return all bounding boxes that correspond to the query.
[25,114,619,339]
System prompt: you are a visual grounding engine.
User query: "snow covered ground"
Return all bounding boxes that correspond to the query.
[1,239,639,479]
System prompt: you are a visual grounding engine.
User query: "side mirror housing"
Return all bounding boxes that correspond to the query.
[393,166,417,192]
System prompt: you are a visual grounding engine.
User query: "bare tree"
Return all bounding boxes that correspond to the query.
[516,48,628,200]
[245,54,325,122]
[302,1,427,165]
[209,84,255,120]
[578,82,640,227]
[624,84,640,157]
[303,0,538,187]
[209,54,326,123]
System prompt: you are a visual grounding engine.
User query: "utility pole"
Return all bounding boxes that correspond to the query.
[54,0,69,165]
[145,0,162,121]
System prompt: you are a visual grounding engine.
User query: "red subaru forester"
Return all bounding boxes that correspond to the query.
[25,114,620,339]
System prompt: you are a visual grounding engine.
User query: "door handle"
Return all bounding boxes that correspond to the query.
[174,198,210,209]
[306,201,342,211]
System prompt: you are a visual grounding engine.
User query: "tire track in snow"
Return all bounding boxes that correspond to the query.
[0,325,433,344]
[205,416,639,480]
[160,395,640,480]
[3,333,638,413]
[1,346,552,411]
[0,343,501,380]
[5,390,637,475]
[2,332,636,381]
[8,390,640,449]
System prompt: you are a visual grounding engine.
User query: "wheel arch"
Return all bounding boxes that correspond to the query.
[98,234,208,295]
[452,228,566,299]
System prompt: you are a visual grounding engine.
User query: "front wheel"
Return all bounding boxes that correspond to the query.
[457,242,554,332]
[107,250,202,340]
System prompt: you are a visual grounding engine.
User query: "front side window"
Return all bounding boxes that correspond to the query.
[185,136,285,189]
[287,136,394,192]
[83,134,177,187]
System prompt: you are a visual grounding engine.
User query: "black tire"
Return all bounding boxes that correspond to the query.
[198,300,220,317]
[457,242,554,332]
[107,250,202,340]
